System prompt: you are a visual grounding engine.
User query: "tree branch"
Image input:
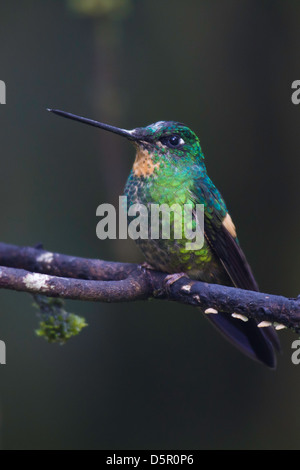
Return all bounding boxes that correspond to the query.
[0,242,299,332]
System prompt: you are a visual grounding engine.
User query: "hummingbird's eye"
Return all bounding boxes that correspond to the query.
[160,134,185,149]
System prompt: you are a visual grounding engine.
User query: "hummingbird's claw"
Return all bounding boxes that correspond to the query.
[163,272,189,295]
[140,262,156,271]
[139,262,156,276]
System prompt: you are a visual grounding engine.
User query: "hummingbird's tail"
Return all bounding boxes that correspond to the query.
[206,312,280,368]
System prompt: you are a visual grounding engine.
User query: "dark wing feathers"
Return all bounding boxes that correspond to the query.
[205,222,280,367]
[194,179,280,367]
[205,224,259,291]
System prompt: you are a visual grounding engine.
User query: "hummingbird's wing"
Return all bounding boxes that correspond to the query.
[193,180,280,368]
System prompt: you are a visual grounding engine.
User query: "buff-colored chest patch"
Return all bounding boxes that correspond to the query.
[133,147,160,177]
[222,212,237,238]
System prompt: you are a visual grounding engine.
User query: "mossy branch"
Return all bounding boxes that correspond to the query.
[0,242,299,334]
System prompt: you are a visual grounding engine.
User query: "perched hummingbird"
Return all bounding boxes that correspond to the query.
[48,109,280,368]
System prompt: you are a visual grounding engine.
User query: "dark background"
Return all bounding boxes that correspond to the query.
[0,0,299,449]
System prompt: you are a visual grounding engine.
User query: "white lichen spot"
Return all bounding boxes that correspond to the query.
[231,313,249,322]
[24,273,51,291]
[37,252,54,265]
[205,308,218,314]
[257,321,272,328]
[181,284,191,293]
[274,323,287,331]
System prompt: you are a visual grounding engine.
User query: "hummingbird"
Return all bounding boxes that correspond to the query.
[48,108,280,368]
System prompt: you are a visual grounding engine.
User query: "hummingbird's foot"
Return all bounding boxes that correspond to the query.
[140,262,156,271]
[164,272,189,294]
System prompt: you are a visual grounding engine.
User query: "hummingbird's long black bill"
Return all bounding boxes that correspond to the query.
[47,108,136,140]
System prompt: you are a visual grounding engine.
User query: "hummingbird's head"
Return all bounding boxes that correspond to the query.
[47,110,205,178]
[131,121,203,154]
[127,120,205,177]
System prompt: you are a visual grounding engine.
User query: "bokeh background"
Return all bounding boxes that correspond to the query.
[0,0,300,449]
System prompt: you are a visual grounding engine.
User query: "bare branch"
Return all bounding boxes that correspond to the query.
[0,265,150,302]
[0,242,135,280]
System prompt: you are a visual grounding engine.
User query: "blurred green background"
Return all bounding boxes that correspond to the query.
[0,0,300,449]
